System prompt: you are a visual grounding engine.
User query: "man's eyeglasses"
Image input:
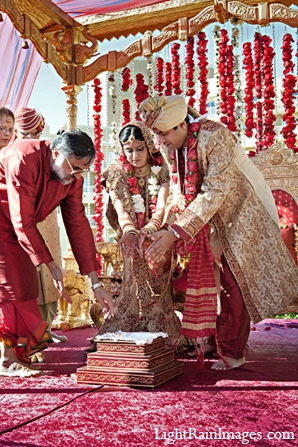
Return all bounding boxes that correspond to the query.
[65,157,91,175]
[0,126,14,134]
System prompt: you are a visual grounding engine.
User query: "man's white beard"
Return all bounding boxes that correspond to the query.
[52,162,74,185]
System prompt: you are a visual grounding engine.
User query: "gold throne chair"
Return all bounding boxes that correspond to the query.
[253,143,298,312]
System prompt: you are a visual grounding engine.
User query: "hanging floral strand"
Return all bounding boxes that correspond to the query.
[262,35,276,149]
[225,43,237,132]
[231,27,243,137]
[154,56,164,95]
[121,67,132,125]
[213,25,221,117]
[171,43,183,95]
[218,29,229,125]
[108,73,117,116]
[147,55,154,96]
[185,37,196,107]
[254,32,263,100]
[134,73,149,120]
[254,31,263,152]
[242,42,255,140]
[92,78,104,272]
[197,31,209,115]
[281,33,297,150]
[164,62,172,96]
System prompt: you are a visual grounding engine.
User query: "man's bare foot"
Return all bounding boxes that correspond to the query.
[211,356,245,370]
[0,343,43,377]
[48,331,68,343]
[0,363,43,377]
[188,342,217,357]
[30,351,45,363]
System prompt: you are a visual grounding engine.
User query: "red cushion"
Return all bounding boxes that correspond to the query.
[280,224,297,265]
[272,189,298,226]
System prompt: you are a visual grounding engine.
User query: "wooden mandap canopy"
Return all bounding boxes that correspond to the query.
[1,0,298,127]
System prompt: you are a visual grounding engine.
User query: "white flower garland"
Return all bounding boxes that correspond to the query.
[132,166,162,215]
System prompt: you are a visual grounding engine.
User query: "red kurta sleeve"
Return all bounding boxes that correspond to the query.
[60,186,98,275]
[5,148,53,266]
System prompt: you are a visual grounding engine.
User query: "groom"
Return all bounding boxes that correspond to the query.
[139,94,298,370]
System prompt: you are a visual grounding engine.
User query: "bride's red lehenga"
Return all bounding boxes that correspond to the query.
[91,122,181,347]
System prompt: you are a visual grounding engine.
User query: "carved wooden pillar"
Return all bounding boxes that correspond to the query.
[61,83,83,130]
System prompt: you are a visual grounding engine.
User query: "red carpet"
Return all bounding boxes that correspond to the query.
[0,319,297,447]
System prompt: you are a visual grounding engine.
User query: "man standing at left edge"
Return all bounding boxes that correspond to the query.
[0,129,114,377]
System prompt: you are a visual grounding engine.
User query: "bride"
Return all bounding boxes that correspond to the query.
[89,121,180,349]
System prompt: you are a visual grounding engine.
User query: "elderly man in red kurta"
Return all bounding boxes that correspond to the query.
[0,129,114,377]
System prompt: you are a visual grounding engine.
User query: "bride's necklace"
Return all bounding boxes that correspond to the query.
[134,164,151,186]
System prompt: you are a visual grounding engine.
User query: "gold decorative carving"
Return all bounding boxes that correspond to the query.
[53,246,94,330]
[142,31,152,57]
[270,152,283,165]
[214,0,227,23]
[152,24,178,52]
[52,27,98,65]
[189,6,216,34]
[228,2,257,22]
[122,41,142,58]
[96,241,122,276]
[61,83,82,130]
[0,2,71,82]
[178,17,188,41]
[252,144,298,204]
[77,1,298,81]
[74,28,98,65]
[258,3,269,25]
[270,3,298,27]
[3,0,298,86]
[52,28,74,64]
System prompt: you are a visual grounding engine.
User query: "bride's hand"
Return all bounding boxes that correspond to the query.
[118,232,139,259]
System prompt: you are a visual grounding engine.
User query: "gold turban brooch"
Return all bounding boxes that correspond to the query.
[139,95,187,132]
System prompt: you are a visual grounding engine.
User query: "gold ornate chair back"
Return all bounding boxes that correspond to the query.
[253,143,298,265]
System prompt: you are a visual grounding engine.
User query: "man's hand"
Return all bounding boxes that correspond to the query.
[47,261,72,304]
[145,230,177,264]
[138,228,150,256]
[94,287,114,320]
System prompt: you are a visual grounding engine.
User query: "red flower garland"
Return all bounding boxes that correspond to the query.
[185,37,196,107]
[262,35,276,149]
[154,57,164,95]
[134,73,149,120]
[254,32,263,152]
[242,42,255,138]
[281,33,297,150]
[254,32,263,100]
[218,29,229,124]
[171,43,183,95]
[170,121,201,207]
[197,31,209,115]
[121,67,132,92]
[165,62,172,96]
[92,78,104,273]
[122,99,131,126]
[121,68,132,125]
[119,149,164,229]
[226,43,237,132]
